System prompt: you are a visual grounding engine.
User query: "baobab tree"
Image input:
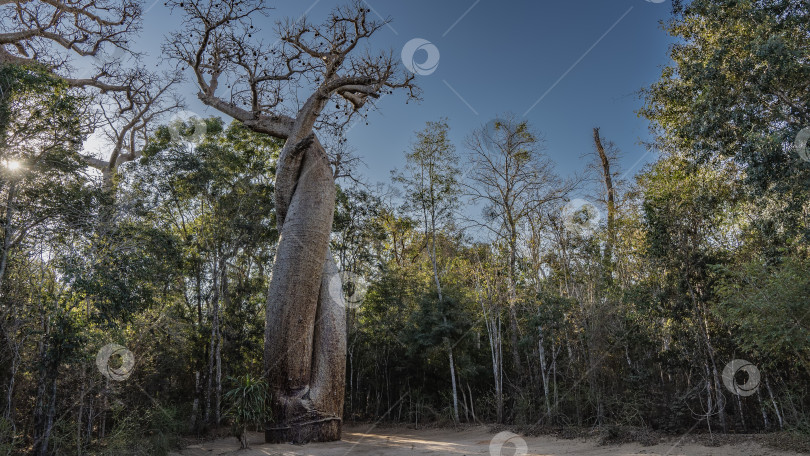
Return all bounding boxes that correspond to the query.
[165,0,417,443]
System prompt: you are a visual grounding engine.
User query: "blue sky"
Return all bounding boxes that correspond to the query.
[131,0,675,198]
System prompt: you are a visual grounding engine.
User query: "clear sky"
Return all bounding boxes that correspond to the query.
[130,0,676,199]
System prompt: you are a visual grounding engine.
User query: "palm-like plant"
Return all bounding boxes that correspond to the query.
[224,374,270,449]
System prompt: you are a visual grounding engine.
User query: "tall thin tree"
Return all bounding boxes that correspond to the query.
[394,119,461,422]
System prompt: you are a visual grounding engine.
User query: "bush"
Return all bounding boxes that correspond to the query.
[224,375,269,449]
[0,417,17,456]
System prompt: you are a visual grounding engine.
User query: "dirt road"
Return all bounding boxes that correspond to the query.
[174,425,804,456]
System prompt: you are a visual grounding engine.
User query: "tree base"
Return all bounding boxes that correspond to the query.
[265,418,341,444]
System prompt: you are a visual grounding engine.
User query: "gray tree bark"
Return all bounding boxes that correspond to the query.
[264,135,346,443]
[165,3,416,443]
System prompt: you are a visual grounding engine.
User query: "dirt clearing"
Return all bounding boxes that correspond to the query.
[173,425,805,455]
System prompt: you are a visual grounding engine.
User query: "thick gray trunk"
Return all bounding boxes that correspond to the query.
[265,135,345,444]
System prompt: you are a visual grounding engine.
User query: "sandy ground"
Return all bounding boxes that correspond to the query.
[172,425,805,456]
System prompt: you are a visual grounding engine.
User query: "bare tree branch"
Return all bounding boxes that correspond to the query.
[1,1,184,179]
[166,0,419,231]
[0,0,141,70]
[165,0,418,142]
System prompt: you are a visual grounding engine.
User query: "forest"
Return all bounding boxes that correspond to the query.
[1,0,809,455]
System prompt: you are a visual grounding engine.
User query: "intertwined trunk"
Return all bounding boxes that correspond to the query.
[264,134,346,444]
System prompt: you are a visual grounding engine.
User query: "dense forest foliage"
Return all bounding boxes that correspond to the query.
[1,0,809,454]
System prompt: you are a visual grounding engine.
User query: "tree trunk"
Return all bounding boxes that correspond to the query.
[32,363,48,456]
[205,256,220,424]
[592,128,615,253]
[265,135,345,444]
[215,326,222,425]
[216,258,227,426]
[191,371,201,430]
[447,340,459,423]
[0,179,17,290]
[507,232,522,375]
[428,195,459,424]
[538,326,552,419]
[552,340,559,411]
[76,368,86,455]
[480,293,504,424]
[3,337,19,422]
[467,384,477,423]
[766,378,783,429]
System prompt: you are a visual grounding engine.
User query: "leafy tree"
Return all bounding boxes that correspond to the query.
[394,119,463,422]
[639,152,741,431]
[0,64,91,289]
[130,118,279,428]
[715,257,810,372]
[642,0,810,248]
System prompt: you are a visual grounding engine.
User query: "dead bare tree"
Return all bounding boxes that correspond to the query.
[80,70,183,185]
[464,114,559,383]
[164,0,417,443]
[0,0,182,182]
[591,128,619,257]
[0,0,140,71]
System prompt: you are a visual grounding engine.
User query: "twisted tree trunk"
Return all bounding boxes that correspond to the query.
[169,2,415,442]
[264,134,346,444]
